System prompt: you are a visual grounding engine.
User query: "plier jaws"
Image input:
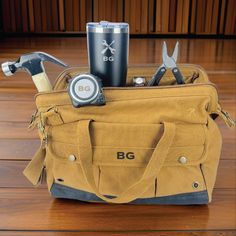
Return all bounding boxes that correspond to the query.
[148,41,185,86]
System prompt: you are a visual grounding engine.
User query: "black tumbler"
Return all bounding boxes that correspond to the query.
[86,21,129,87]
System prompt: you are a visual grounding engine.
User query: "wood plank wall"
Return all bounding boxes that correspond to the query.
[0,0,235,35]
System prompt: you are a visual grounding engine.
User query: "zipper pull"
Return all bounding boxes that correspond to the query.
[41,135,48,149]
[217,105,235,128]
[28,110,39,130]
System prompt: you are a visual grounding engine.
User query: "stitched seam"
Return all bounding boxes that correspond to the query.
[37,94,213,108]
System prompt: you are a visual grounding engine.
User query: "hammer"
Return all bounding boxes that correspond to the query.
[1,52,68,92]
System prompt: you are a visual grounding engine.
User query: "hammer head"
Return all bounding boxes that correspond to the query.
[1,52,68,76]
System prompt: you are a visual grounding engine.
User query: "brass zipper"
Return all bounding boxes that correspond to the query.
[217,105,236,128]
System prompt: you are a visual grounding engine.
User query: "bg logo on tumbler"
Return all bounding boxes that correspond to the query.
[101,40,115,62]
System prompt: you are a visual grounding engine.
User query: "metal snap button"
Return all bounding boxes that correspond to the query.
[178,156,187,164]
[68,154,76,162]
[192,181,199,189]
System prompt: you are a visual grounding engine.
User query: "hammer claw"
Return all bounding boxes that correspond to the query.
[35,52,68,68]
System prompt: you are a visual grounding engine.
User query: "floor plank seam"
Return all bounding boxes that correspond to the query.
[0,229,236,233]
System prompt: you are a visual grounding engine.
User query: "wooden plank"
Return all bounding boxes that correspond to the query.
[41,0,47,32]
[0,1,3,31]
[0,88,35,101]
[0,1,235,35]
[0,160,46,187]
[135,0,141,33]
[211,0,220,34]
[103,0,107,20]
[14,0,22,32]
[162,0,170,33]
[0,140,40,160]
[116,0,122,22]
[140,0,148,33]
[0,231,236,236]
[1,0,11,32]
[130,0,136,33]
[0,159,234,188]
[190,0,197,34]
[79,0,86,31]
[0,78,36,89]
[46,0,52,31]
[93,0,99,21]
[221,142,236,160]
[9,0,16,32]
[148,0,155,33]
[86,0,93,23]
[219,0,227,34]
[108,0,114,22]
[224,0,236,35]
[21,0,29,32]
[205,0,214,34]
[215,160,236,189]
[98,0,105,20]
[105,0,112,21]
[182,0,190,33]
[65,0,73,31]
[124,0,130,31]
[224,0,233,35]
[73,0,80,31]
[58,0,65,31]
[196,0,204,33]
[51,0,59,31]
[0,188,235,230]
[0,122,38,139]
[111,0,116,22]
[169,0,177,32]
[229,0,236,35]
[208,74,236,99]
[155,0,162,32]
[117,0,123,22]
[28,0,35,32]
[0,101,36,122]
[176,0,184,33]
[33,0,42,32]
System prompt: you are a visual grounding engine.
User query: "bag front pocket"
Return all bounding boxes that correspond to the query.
[47,121,207,200]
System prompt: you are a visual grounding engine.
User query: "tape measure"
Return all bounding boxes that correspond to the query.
[68,74,106,108]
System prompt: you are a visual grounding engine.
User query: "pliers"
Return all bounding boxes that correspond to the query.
[148,41,185,86]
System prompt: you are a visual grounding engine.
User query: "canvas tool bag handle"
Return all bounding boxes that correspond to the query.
[77,120,176,203]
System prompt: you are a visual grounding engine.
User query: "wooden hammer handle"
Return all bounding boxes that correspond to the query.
[32,72,52,92]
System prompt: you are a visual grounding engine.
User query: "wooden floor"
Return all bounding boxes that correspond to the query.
[0,37,235,236]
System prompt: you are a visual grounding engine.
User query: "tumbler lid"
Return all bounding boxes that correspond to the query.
[86,21,129,33]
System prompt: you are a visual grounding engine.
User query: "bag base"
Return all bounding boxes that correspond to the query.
[51,183,209,205]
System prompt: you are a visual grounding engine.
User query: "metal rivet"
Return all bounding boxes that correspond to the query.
[68,154,76,162]
[192,181,199,189]
[178,156,187,164]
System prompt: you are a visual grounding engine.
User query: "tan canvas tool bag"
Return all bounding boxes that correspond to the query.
[23,65,235,204]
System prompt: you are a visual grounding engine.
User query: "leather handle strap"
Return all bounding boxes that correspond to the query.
[77,120,176,204]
